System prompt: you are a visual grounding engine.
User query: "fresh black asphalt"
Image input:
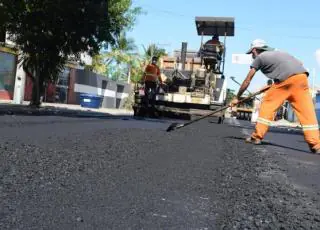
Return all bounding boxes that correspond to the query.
[1,113,320,229]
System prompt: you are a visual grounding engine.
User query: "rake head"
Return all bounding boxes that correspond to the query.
[166,122,184,132]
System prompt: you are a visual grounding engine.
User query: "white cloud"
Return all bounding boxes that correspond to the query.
[315,49,320,67]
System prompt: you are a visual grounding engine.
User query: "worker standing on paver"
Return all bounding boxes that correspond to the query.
[231,39,320,154]
[204,34,224,56]
[142,56,162,98]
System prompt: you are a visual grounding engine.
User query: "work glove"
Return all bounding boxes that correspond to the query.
[230,98,239,107]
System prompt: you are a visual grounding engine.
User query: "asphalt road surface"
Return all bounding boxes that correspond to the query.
[1,113,320,229]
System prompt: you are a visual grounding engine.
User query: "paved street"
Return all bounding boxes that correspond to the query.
[1,113,320,229]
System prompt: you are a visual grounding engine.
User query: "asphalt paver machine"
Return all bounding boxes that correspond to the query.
[133,17,235,123]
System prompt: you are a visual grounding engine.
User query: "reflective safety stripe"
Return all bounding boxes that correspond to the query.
[256,117,272,126]
[302,124,319,131]
[144,72,159,81]
[145,73,158,77]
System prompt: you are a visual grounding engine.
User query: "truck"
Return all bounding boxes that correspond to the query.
[232,95,255,120]
[133,17,235,123]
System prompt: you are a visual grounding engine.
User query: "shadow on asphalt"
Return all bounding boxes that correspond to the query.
[226,123,303,136]
[226,136,311,154]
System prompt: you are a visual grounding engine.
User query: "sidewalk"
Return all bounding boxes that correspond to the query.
[0,100,133,116]
[226,110,301,128]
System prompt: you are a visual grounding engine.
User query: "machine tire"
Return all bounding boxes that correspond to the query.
[133,107,139,116]
[133,106,145,117]
[218,116,224,124]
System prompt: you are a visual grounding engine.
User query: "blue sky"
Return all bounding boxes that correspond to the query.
[128,0,320,91]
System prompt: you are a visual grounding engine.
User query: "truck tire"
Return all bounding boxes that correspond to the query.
[134,107,145,117]
[133,107,139,116]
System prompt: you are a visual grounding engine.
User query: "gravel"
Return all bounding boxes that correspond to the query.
[0,115,320,229]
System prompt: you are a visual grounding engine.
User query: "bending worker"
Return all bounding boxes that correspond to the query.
[143,56,162,97]
[231,39,320,154]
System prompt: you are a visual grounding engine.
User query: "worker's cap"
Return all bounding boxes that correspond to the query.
[246,39,274,54]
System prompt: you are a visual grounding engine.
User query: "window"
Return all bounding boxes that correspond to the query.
[102,80,107,89]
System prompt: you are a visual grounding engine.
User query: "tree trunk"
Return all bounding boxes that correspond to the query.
[30,68,42,107]
[30,79,40,107]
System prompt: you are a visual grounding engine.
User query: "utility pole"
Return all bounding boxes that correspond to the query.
[127,65,131,84]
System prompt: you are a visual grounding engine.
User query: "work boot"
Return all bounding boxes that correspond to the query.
[311,148,320,155]
[245,136,262,145]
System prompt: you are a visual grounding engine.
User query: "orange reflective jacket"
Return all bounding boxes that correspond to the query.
[144,64,161,82]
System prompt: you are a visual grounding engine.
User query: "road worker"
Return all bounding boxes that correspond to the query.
[204,34,224,56]
[142,56,162,104]
[231,39,320,154]
[202,34,224,72]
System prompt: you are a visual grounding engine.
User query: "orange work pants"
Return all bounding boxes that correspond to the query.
[251,73,320,152]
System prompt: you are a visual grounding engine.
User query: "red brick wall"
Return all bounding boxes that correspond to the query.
[24,74,57,102]
[23,73,33,101]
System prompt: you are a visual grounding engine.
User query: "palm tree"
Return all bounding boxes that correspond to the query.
[88,41,167,83]
[88,31,138,81]
[115,32,137,54]
[127,56,145,83]
[142,43,167,65]
[110,32,137,81]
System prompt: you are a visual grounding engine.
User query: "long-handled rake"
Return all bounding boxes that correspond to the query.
[166,85,270,132]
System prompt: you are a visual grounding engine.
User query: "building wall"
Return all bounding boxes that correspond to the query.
[0,45,131,108]
[161,56,202,71]
[23,73,33,101]
[69,69,131,109]
[23,73,56,102]
[21,68,131,109]
[0,50,17,100]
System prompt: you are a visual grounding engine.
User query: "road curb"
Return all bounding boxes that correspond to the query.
[0,103,133,117]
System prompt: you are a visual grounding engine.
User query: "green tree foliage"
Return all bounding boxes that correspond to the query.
[142,43,167,65]
[226,88,236,104]
[1,0,141,106]
[125,43,168,83]
[87,31,138,80]
[88,41,167,84]
[129,58,144,83]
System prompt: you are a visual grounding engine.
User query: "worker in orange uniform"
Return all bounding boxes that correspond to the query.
[204,34,224,56]
[231,39,320,154]
[142,56,162,104]
[203,34,224,71]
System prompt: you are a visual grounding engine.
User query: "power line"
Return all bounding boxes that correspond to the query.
[141,4,320,29]
[139,4,320,40]
[139,4,192,17]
